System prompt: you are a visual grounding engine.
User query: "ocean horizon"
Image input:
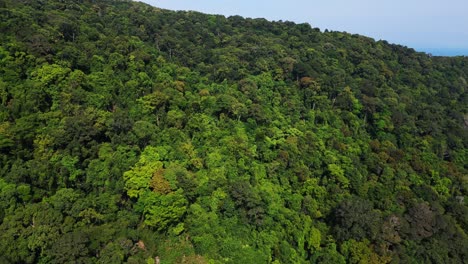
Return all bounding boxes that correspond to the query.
[417,48,468,57]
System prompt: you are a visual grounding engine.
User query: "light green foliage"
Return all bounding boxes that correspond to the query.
[31,64,71,86]
[328,164,350,188]
[308,227,322,251]
[340,239,389,264]
[166,109,186,128]
[430,170,452,199]
[59,155,83,181]
[123,146,163,198]
[139,190,187,231]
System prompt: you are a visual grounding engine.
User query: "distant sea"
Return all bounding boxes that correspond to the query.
[417,48,468,57]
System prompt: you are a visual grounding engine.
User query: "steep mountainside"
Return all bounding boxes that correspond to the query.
[0,0,467,263]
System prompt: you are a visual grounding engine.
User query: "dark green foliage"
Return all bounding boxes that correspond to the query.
[0,0,467,263]
[332,197,382,242]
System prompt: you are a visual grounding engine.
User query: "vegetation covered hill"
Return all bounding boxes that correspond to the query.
[0,0,467,263]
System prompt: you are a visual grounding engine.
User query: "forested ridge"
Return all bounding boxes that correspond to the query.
[0,0,467,263]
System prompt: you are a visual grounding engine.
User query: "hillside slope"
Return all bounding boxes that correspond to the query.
[0,0,467,263]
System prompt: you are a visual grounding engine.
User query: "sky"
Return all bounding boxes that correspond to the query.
[139,0,468,56]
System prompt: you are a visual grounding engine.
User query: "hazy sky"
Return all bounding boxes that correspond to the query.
[139,0,468,56]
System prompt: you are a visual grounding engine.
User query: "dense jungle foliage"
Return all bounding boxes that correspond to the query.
[0,0,467,263]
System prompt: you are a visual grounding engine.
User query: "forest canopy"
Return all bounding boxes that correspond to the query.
[0,0,467,263]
